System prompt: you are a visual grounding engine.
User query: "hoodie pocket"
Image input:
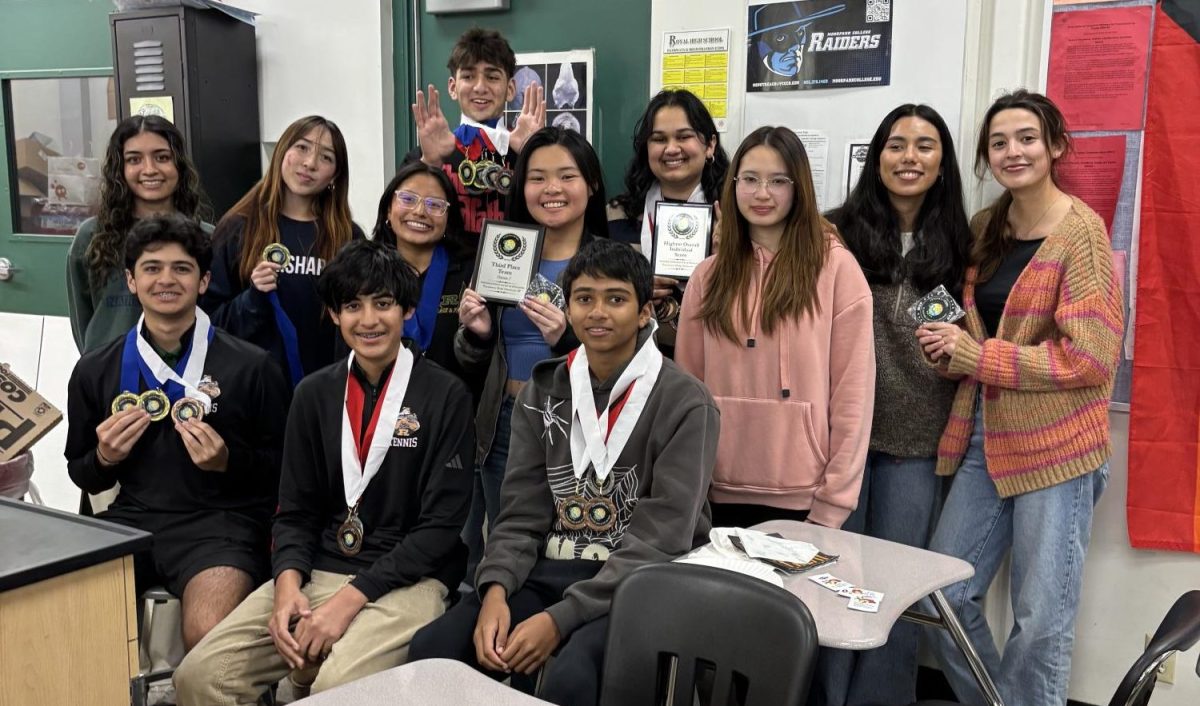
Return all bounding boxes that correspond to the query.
[712,396,829,492]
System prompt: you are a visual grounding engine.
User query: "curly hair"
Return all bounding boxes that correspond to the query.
[614,90,729,220]
[87,115,207,287]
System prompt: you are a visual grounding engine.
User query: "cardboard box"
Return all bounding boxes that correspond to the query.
[13,136,60,196]
[0,364,63,463]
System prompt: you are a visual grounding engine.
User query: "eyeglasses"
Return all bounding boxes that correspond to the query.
[394,190,451,216]
[734,175,795,194]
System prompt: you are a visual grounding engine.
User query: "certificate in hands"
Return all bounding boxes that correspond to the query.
[471,219,546,306]
[652,202,713,281]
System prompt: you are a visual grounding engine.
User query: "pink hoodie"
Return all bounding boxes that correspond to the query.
[675,241,875,528]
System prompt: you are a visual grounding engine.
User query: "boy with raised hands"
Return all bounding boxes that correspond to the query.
[408,239,719,706]
[174,239,475,703]
[65,214,290,651]
[410,27,545,235]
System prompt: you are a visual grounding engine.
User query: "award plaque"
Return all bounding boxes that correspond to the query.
[652,202,714,281]
[471,219,545,306]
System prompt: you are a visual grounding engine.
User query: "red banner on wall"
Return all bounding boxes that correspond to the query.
[1128,0,1200,553]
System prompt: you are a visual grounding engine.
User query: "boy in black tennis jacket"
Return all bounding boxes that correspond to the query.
[175,239,475,703]
[409,239,719,706]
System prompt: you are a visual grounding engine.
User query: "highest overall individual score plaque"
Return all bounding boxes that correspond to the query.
[652,202,714,281]
[471,219,546,306]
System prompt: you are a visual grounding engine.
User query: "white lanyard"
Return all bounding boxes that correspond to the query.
[461,116,511,156]
[340,347,414,507]
[134,308,213,411]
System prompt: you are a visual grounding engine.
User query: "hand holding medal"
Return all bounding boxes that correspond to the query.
[175,416,230,472]
[252,243,290,294]
[95,402,152,467]
[911,285,968,362]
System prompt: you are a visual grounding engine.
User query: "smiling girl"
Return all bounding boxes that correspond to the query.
[202,116,364,385]
[68,115,210,353]
[675,126,874,530]
[454,126,607,552]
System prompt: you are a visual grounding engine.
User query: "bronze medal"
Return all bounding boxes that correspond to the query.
[337,508,365,556]
[138,389,170,422]
[111,391,140,415]
[495,168,514,196]
[558,495,589,531]
[584,497,618,532]
[261,243,292,269]
[170,397,205,424]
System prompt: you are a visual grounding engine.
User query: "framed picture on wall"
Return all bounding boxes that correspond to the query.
[506,49,595,142]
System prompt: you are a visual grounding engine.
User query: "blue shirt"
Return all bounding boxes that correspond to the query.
[500,258,570,382]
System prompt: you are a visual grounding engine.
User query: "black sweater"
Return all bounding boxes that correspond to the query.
[271,343,476,601]
[201,215,365,379]
[65,327,291,517]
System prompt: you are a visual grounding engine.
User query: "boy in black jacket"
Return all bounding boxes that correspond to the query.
[175,239,475,703]
[65,215,291,650]
[409,240,719,706]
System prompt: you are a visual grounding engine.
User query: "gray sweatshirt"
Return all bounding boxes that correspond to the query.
[476,328,720,637]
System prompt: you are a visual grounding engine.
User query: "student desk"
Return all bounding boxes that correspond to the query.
[742,520,1004,706]
[0,497,150,706]
[294,658,554,705]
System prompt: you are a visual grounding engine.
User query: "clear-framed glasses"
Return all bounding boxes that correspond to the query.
[394,190,451,216]
[734,174,795,194]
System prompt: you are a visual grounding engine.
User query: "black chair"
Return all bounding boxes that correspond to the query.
[1108,590,1200,706]
[600,563,818,706]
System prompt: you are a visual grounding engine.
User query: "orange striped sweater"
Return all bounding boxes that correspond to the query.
[936,197,1124,497]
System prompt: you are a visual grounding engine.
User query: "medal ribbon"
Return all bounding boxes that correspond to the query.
[340,347,414,508]
[639,182,706,261]
[267,291,304,387]
[403,244,449,351]
[568,320,663,482]
[457,116,510,157]
[120,308,215,411]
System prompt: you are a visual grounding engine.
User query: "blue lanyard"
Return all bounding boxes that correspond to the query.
[404,245,449,351]
[119,323,213,401]
[268,291,304,386]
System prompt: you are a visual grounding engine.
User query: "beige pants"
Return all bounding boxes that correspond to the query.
[173,570,448,706]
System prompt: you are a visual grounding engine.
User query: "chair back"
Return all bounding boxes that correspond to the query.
[601,563,818,706]
[1108,590,1200,706]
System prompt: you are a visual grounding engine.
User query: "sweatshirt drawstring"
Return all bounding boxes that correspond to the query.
[746,246,789,398]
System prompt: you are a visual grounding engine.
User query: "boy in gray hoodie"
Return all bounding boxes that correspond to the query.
[409,239,719,706]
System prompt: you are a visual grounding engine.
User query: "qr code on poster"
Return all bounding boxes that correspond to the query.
[866,0,891,23]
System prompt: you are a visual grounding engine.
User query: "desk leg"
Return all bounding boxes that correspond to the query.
[929,590,1005,706]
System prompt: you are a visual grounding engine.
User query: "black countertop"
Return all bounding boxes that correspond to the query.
[0,496,151,592]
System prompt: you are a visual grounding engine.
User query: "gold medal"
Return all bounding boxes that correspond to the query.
[111,392,140,415]
[337,507,365,556]
[261,242,291,269]
[170,397,205,424]
[138,389,170,422]
[457,159,478,187]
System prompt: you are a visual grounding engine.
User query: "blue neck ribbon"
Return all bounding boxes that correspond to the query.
[119,322,214,401]
[453,116,500,150]
[268,291,304,387]
[404,244,449,351]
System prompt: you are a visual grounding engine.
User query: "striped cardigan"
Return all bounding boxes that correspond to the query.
[936,197,1124,497]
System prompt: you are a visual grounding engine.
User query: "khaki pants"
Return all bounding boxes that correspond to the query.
[174,570,448,706]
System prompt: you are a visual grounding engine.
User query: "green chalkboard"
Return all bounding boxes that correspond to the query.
[410,0,651,201]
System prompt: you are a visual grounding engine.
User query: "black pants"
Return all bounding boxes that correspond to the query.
[409,559,609,706]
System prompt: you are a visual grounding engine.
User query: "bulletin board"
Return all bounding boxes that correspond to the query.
[650,0,969,213]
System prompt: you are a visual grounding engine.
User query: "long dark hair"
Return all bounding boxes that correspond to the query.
[89,115,207,287]
[615,90,730,220]
[973,90,1071,281]
[507,127,609,238]
[700,126,837,343]
[371,161,472,259]
[219,115,354,281]
[827,104,970,294]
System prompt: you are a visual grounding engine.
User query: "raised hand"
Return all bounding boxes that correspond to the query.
[509,84,546,155]
[412,85,457,167]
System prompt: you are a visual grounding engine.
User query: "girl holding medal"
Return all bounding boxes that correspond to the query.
[915,91,1121,706]
[68,115,210,353]
[455,126,608,559]
[675,126,875,530]
[372,161,480,390]
[610,90,728,353]
[203,115,365,386]
[817,104,971,706]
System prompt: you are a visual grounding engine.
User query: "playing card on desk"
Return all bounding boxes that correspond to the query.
[908,285,966,325]
[525,273,565,309]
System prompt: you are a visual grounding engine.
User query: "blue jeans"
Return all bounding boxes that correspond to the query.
[926,401,1109,706]
[812,452,941,706]
[462,395,515,581]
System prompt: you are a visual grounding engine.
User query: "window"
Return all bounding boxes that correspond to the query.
[5,76,116,235]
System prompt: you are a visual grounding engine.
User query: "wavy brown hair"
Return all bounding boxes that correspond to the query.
[973,90,1070,281]
[88,115,207,286]
[699,126,837,343]
[219,115,353,280]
